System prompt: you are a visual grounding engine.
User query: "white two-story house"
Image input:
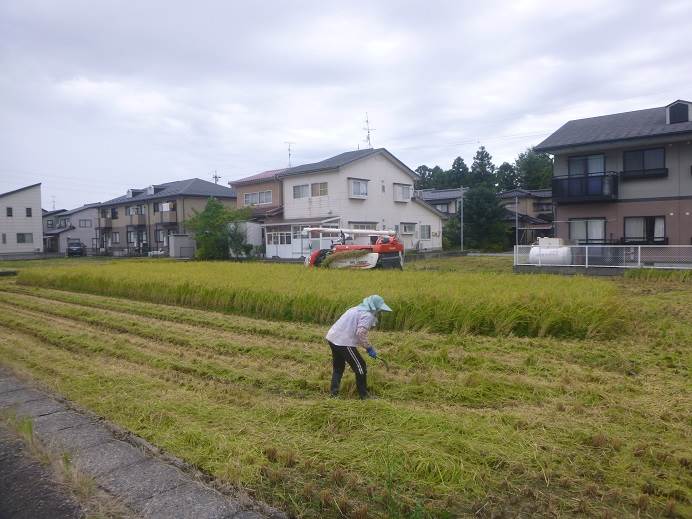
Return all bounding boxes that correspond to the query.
[231,148,445,259]
[0,183,44,256]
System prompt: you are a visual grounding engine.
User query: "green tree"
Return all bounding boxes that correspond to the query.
[462,186,508,251]
[185,198,251,260]
[516,147,553,189]
[449,156,470,188]
[495,161,521,192]
[469,146,496,188]
[414,165,433,190]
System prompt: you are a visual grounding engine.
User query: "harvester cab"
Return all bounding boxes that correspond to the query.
[303,227,404,270]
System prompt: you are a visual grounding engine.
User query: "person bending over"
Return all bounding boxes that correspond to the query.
[325,294,392,399]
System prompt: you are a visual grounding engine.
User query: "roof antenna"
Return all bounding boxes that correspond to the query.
[285,141,295,167]
[51,195,56,211]
[212,171,221,184]
[363,112,375,149]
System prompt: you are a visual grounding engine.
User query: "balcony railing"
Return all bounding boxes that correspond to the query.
[552,172,618,203]
[129,214,146,226]
[160,211,178,224]
[620,168,668,181]
[98,218,113,229]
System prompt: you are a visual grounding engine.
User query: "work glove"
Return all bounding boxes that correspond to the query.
[366,346,377,359]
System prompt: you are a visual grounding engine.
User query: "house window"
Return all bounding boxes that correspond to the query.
[57,218,69,228]
[47,219,54,228]
[266,226,292,245]
[401,223,416,235]
[153,202,160,212]
[26,208,32,217]
[624,216,665,244]
[350,223,377,230]
[79,219,92,228]
[137,230,147,243]
[569,218,606,244]
[622,148,666,179]
[6,207,12,217]
[568,155,605,176]
[311,182,328,197]
[1,233,5,244]
[259,190,272,204]
[127,231,136,243]
[393,184,412,202]
[349,179,368,198]
[244,192,259,205]
[434,203,448,212]
[156,229,166,242]
[110,208,118,219]
[292,225,310,239]
[420,225,432,240]
[293,184,309,199]
[112,232,120,244]
[16,233,33,244]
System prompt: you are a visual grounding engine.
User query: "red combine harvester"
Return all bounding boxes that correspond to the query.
[304,228,404,269]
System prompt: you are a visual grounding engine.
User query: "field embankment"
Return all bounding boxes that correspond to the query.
[17,261,627,339]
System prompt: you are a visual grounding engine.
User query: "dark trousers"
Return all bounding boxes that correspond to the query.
[328,341,368,399]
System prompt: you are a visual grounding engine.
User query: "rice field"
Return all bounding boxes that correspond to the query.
[0,258,690,518]
[15,260,627,339]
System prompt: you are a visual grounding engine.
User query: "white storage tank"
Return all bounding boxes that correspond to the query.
[528,238,573,265]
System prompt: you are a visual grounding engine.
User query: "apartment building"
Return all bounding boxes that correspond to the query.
[0,183,43,255]
[536,100,692,245]
[96,178,236,255]
[231,148,445,259]
[43,203,100,253]
[499,188,553,244]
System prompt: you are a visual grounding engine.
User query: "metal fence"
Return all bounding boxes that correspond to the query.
[515,245,692,270]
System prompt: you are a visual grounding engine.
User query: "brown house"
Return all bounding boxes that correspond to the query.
[499,188,553,245]
[230,168,285,221]
[96,178,236,255]
[536,100,692,245]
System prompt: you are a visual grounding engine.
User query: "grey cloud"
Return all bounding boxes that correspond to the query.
[1,0,691,209]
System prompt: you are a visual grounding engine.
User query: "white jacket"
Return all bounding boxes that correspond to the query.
[326,307,376,347]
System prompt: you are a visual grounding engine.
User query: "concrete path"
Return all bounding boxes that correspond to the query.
[0,423,84,519]
[0,367,285,519]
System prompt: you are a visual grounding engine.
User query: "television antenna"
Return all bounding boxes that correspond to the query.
[363,113,375,148]
[212,171,221,184]
[285,141,295,167]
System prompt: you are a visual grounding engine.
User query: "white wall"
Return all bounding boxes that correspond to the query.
[282,153,443,250]
[44,206,99,252]
[0,184,43,254]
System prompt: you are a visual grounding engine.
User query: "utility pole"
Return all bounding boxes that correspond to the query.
[459,190,464,252]
[515,195,519,247]
[212,171,221,184]
[285,141,295,167]
[363,113,375,148]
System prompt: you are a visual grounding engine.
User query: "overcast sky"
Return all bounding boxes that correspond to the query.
[1,0,691,209]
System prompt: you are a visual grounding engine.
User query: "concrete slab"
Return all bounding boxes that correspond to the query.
[71,439,146,477]
[32,410,92,436]
[99,458,187,507]
[0,378,24,394]
[47,422,113,455]
[139,481,238,519]
[11,398,66,418]
[0,388,46,408]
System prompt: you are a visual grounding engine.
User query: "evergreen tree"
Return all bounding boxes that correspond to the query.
[414,165,433,190]
[449,156,470,188]
[462,185,508,251]
[495,162,521,192]
[469,146,496,188]
[516,147,553,189]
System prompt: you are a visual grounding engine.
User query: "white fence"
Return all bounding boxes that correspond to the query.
[515,245,692,270]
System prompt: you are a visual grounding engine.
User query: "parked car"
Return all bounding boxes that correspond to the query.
[66,240,87,257]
